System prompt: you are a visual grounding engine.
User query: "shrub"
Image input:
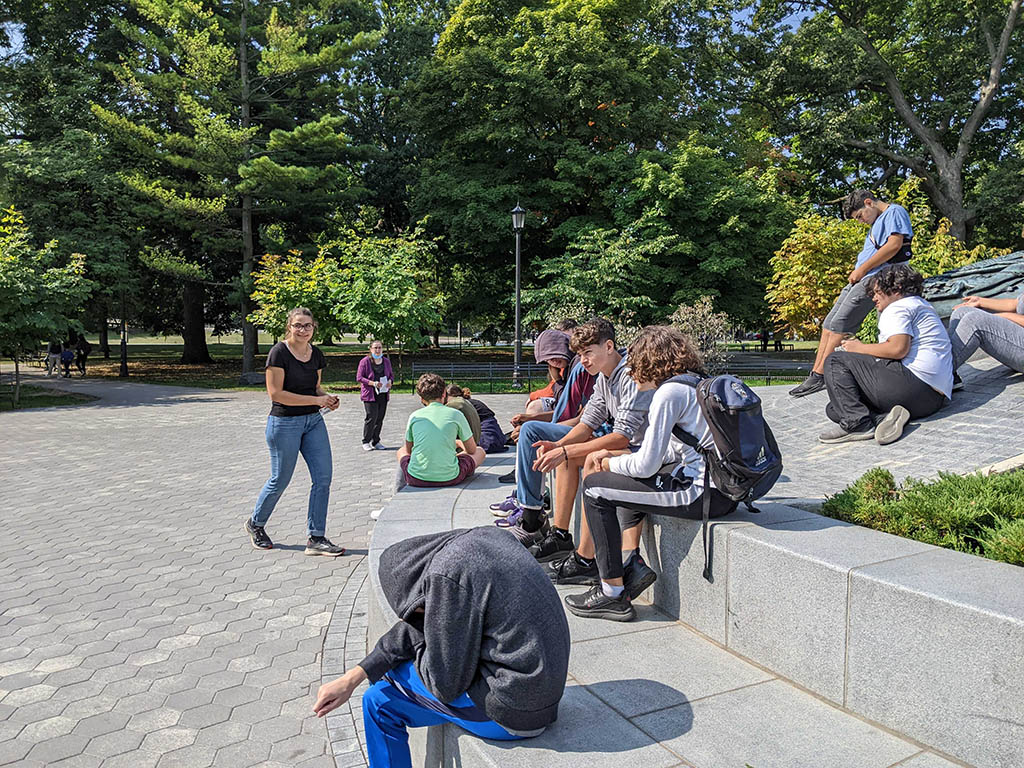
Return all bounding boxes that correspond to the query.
[820,468,1024,567]
[668,296,733,375]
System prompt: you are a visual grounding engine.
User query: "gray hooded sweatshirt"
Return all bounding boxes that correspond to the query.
[359,527,571,732]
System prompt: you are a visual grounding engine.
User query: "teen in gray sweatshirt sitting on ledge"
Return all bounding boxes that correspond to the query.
[313,527,570,767]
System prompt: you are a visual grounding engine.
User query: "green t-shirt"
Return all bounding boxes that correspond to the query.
[405,402,473,482]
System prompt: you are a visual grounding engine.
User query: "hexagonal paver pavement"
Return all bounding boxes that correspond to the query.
[0,369,522,767]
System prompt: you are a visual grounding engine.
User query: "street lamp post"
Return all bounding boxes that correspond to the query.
[511,203,525,386]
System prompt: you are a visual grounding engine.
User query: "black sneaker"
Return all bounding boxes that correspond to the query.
[789,372,825,398]
[623,554,658,600]
[545,552,599,586]
[564,585,635,622]
[245,519,273,550]
[498,469,516,484]
[528,529,575,563]
[952,371,964,392]
[304,536,346,557]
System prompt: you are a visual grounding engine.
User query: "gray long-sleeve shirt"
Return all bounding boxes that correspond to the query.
[579,352,653,445]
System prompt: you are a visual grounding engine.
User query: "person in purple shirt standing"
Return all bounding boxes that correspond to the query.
[357,340,394,451]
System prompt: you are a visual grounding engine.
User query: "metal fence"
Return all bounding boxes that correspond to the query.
[409,362,551,393]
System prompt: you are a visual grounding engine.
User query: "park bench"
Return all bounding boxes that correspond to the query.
[410,361,551,393]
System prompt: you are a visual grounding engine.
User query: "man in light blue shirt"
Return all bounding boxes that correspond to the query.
[789,189,914,398]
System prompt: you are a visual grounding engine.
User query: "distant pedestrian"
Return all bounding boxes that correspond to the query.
[356,340,393,451]
[60,344,74,377]
[246,307,346,557]
[75,336,92,377]
[46,340,61,376]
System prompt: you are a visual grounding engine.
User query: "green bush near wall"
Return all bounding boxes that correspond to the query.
[821,468,1024,567]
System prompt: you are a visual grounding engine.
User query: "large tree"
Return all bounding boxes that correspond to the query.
[92,0,375,370]
[740,0,1023,241]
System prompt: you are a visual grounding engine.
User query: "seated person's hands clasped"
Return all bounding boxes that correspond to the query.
[532,439,567,472]
[838,337,866,354]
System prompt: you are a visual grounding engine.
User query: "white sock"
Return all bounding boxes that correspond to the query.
[601,581,624,598]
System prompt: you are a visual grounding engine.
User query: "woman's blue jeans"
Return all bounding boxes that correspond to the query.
[363,660,523,768]
[252,412,332,537]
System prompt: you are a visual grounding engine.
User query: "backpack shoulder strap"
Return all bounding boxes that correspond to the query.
[665,373,705,449]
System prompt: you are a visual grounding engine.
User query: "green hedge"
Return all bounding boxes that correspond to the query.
[820,468,1024,567]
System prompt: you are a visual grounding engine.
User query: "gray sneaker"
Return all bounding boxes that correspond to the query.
[818,423,874,444]
[507,517,550,548]
[874,405,910,445]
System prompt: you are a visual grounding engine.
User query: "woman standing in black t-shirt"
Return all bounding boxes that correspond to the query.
[246,307,345,556]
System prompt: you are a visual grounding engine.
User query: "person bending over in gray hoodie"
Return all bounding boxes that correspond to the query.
[313,527,570,768]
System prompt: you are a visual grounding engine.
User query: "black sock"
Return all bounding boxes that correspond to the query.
[574,552,594,567]
[810,371,823,381]
[521,508,544,533]
[553,527,571,541]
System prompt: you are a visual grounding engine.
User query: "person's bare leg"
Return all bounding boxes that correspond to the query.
[576,450,631,559]
[525,399,546,416]
[468,446,486,469]
[811,328,845,375]
[552,456,585,530]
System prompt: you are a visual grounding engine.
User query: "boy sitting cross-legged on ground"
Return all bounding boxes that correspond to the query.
[565,326,738,621]
[396,373,486,490]
[501,318,654,583]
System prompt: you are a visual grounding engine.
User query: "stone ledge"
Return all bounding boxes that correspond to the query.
[641,504,1024,768]
[362,456,1024,768]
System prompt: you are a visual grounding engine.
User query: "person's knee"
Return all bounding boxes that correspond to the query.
[362,681,391,720]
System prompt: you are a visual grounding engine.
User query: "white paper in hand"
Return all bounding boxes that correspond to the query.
[378,376,390,394]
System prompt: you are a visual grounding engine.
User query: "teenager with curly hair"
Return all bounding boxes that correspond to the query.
[819,264,953,446]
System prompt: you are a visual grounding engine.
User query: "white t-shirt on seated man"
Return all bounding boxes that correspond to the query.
[877,295,954,399]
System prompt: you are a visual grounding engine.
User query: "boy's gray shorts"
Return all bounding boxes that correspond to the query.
[823,281,875,334]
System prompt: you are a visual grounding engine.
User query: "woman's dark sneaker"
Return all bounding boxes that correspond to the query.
[498,469,516,484]
[545,552,599,585]
[623,554,658,600]
[305,536,346,557]
[528,529,575,563]
[245,519,273,550]
[788,372,825,398]
[507,517,549,548]
[564,586,635,622]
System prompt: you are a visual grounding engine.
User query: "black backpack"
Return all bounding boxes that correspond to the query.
[668,373,783,582]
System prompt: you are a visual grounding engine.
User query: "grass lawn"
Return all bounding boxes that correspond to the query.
[0,384,98,411]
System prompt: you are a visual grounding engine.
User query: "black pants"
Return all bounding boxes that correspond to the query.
[582,470,735,581]
[76,353,87,375]
[824,352,947,432]
[362,394,388,445]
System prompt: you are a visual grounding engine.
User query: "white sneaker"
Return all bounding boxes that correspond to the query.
[370,508,382,520]
[362,443,373,452]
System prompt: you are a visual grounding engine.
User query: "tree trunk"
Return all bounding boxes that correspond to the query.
[433,328,440,348]
[97,301,111,359]
[181,281,212,364]
[238,0,258,377]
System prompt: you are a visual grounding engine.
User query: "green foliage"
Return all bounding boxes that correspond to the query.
[767,215,864,337]
[249,251,343,341]
[331,234,442,351]
[822,468,1024,567]
[0,208,90,405]
[524,226,661,326]
[249,233,442,352]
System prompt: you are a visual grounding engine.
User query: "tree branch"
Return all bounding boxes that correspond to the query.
[825,1,951,166]
[843,138,928,175]
[956,0,1022,165]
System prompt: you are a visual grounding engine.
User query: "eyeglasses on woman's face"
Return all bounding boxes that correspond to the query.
[291,322,314,331]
